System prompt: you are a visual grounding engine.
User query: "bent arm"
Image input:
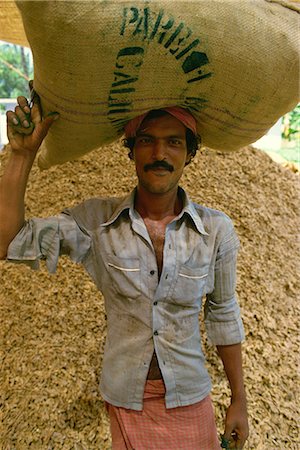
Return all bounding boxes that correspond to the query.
[0,90,59,259]
[0,151,36,259]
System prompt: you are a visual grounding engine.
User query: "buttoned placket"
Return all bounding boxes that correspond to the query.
[149,222,177,382]
[129,210,177,340]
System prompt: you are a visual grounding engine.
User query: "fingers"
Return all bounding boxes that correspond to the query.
[222,431,246,449]
[222,428,239,449]
[6,86,60,145]
[27,85,57,128]
[221,434,237,449]
[8,95,30,125]
[6,106,35,137]
[15,104,31,129]
[28,87,43,125]
[221,434,231,449]
[8,96,31,127]
[16,84,42,127]
[17,95,31,116]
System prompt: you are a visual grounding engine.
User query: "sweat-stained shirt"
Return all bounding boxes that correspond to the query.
[7,187,244,411]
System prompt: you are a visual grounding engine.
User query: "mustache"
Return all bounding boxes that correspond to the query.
[144,161,174,172]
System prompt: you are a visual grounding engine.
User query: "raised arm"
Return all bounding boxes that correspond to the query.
[0,87,59,259]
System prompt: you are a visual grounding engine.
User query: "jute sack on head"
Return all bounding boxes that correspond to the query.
[15,0,299,169]
[0,1,27,46]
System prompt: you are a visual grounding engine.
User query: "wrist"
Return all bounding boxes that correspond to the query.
[9,147,37,170]
[2,149,36,190]
[231,390,247,405]
[10,145,38,160]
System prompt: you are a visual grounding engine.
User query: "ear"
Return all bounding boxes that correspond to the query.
[185,152,192,166]
[128,150,134,160]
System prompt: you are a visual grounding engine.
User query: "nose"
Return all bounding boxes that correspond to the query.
[152,138,166,160]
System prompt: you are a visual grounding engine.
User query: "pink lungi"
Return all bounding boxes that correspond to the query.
[106,380,221,450]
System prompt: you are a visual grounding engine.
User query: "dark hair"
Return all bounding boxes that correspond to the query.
[123,109,201,165]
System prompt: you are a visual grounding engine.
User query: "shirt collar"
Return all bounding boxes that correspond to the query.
[101,190,135,227]
[176,187,209,236]
[102,187,209,236]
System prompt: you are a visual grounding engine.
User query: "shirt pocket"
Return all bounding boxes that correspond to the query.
[106,254,142,299]
[171,265,209,305]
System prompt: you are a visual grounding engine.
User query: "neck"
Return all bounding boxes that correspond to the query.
[135,186,182,221]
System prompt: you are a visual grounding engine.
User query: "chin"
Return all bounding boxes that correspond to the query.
[141,182,175,195]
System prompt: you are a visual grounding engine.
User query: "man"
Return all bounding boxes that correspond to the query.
[0,92,249,449]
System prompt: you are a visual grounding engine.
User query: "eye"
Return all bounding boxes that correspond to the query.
[169,138,182,146]
[136,136,152,145]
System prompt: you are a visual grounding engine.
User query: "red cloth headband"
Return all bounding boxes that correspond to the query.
[124,107,197,138]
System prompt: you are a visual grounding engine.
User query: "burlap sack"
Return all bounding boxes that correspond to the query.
[0,1,27,47]
[8,1,300,168]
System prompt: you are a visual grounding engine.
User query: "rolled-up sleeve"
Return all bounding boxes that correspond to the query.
[6,212,91,274]
[204,223,245,345]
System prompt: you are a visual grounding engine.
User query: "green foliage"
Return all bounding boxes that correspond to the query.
[289,105,300,135]
[0,42,33,98]
[282,104,300,141]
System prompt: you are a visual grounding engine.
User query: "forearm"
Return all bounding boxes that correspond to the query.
[0,150,36,258]
[217,343,249,446]
[216,343,246,403]
[0,90,59,260]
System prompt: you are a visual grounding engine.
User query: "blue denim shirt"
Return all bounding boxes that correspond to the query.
[7,187,244,410]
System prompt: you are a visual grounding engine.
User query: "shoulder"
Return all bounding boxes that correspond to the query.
[193,202,235,234]
[191,201,240,253]
[62,196,125,230]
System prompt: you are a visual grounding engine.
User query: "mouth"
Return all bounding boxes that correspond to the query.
[144,163,174,173]
[150,167,169,171]
[146,167,172,177]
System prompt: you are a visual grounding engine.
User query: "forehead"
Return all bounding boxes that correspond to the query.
[137,113,187,137]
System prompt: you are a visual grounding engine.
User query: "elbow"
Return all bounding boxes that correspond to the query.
[0,243,8,260]
[0,248,8,260]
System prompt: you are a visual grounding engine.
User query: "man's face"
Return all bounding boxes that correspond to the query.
[132,114,190,195]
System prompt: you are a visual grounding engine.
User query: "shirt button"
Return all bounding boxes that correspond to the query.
[150,270,155,275]
[154,330,158,336]
[153,301,158,306]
